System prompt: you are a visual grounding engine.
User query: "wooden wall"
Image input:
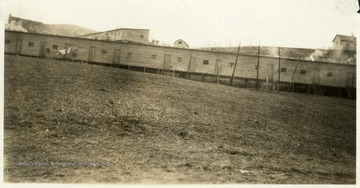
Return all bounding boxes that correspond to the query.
[4,30,356,88]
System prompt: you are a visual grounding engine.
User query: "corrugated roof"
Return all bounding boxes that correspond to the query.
[332,34,356,43]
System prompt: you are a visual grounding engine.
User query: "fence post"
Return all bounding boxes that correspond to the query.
[187,51,193,79]
[230,42,241,86]
[278,47,281,91]
[256,44,260,90]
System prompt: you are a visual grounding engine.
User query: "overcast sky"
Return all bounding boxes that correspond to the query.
[1,0,358,48]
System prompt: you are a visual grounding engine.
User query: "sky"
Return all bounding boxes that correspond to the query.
[1,0,358,49]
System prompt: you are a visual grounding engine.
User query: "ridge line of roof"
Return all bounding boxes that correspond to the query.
[80,28,149,36]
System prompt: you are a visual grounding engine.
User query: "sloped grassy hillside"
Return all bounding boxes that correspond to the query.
[4,55,356,183]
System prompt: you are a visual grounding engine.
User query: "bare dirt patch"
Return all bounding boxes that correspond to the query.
[4,55,356,183]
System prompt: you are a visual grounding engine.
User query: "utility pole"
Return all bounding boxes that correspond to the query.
[256,43,260,90]
[230,42,241,86]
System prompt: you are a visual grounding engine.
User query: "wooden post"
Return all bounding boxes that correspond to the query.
[202,74,205,82]
[230,42,241,86]
[187,51,193,79]
[111,50,114,67]
[287,57,301,92]
[215,59,222,84]
[256,44,260,90]
[266,69,269,91]
[278,47,281,91]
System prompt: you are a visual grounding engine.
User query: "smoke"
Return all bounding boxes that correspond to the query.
[310,49,326,61]
[307,49,327,62]
[304,48,356,64]
[5,20,28,32]
[266,47,280,57]
[346,54,356,64]
[309,55,315,61]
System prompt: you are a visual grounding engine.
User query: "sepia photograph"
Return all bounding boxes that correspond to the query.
[1,0,358,186]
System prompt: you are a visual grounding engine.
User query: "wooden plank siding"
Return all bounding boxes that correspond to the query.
[4,30,356,88]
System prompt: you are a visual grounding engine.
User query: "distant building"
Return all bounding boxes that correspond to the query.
[332,34,356,51]
[80,28,150,44]
[174,39,189,48]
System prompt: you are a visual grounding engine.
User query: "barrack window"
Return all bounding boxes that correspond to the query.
[127,52,132,58]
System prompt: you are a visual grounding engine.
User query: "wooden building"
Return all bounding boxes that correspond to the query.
[4,30,356,97]
[79,28,150,44]
[332,34,356,51]
[174,39,189,48]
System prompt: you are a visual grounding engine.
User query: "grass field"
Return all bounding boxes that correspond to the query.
[4,55,356,184]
